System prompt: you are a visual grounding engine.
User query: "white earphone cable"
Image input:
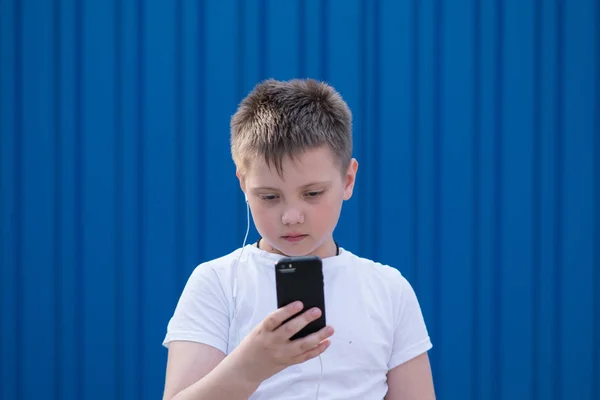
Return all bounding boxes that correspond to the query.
[232,196,250,313]
[316,354,323,399]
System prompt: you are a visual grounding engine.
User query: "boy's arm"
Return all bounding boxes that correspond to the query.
[384,352,435,400]
[163,341,259,400]
[385,271,435,399]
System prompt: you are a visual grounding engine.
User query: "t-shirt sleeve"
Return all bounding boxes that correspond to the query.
[388,273,433,370]
[162,264,230,354]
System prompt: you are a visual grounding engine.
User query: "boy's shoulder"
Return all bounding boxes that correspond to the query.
[342,249,406,280]
[333,249,415,300]
[190,245,281,278]
[186,247,246,281]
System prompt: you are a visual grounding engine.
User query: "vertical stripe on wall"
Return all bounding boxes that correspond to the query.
[538,1,558,399]
[0,1,598,399]
[0,1,14,399]
[502,0,535,397]
[58,2,79,399]
[432,0,443,392]
[113,0,123,397]
[440,0,474,397]
[416,0,438,386]
[358,0,368,258]
[174,0,184,327]
[562,1,596,398]
[15,1,24,399]
[52,1,63,399]
[83,0,118,397]
[237,0,247,239]
[196,0,206,275]
[592,0,599,386]
[471,0,482,398]
[74,0,84,398]
[477,0,495,397]
[135,0,145,395]
[378,0,414,321]
[358,0,380,262]
[554,1,564,397]
[595,2,600,398]
[320,0,328,80]
[0,6,4,395]
[492,1,504,398]
[410,0,420,289]
[371,0,381,260]
[532,0,542,399]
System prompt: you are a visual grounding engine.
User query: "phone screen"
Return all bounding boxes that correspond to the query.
[274,256,326,340]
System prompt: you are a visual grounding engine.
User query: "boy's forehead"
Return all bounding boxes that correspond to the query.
[245,147,339,186]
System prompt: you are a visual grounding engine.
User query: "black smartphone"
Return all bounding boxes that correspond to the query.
[274,255,326,340]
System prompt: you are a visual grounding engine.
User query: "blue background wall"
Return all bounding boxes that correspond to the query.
[1,0,598,399]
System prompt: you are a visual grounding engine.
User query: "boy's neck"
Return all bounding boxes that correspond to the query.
[256,237,339,259]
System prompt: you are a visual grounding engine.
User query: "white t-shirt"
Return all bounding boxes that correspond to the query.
[163,244,432,400]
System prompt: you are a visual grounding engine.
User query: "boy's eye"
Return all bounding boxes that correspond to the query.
[305,191,323,198]
[260,194,279,201]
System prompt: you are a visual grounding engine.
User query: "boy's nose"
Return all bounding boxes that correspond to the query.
[281,208,304,225]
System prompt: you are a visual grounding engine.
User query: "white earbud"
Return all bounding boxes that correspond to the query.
[244,193,248,202]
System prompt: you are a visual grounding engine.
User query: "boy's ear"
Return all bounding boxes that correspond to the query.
[236,169,247,195]
[343,158,359,200]
[236,169,244,187]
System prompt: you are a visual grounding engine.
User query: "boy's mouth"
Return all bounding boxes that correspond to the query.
[281,234,308,243]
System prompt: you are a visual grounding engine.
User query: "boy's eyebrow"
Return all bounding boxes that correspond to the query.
[299,180,332,189]
[252,181,332,192]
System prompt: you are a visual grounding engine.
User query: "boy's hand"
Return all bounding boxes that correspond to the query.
[230,301,334,385]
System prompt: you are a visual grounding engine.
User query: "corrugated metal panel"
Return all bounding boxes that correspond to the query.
[0,1,598,399]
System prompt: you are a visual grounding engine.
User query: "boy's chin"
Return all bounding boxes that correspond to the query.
[276,240,334,258]
[280,249,312,257]
[268,238,314,257]
[274,244,311,257]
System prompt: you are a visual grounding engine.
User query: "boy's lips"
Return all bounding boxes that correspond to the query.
[281,234,308,243]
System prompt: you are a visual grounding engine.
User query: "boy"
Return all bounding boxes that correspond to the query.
[162,79,435,399]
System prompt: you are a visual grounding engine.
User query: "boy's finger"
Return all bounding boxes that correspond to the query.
[277,307,322,340]
[262,301,304,332]
[292,339,331,364]
[294,325,335,354]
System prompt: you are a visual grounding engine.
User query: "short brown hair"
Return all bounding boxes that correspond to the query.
[230,78,353,177]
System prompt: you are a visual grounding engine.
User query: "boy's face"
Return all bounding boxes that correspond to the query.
[238,145,358,258]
